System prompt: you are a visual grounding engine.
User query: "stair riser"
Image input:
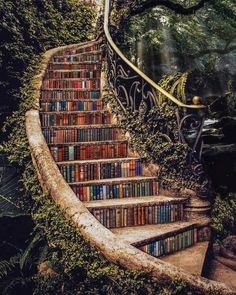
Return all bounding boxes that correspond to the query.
[49,143,128,161]
[71,180,159,201]
[56,43,100,56]
[48,63,102,71]
[43,127,119,144]
[90,203,184,228]
[42,79,100,90]
[40,112,111,127]
[58,160,142,182]
[138,226,198,258]
[40,101,103,112]
[41,90,100,100]
[45,70,101,79]
[53,54,101,63]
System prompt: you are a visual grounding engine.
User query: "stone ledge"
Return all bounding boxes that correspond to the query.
[25,43,234,295]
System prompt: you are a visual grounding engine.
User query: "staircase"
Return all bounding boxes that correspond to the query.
[39,39,210,274]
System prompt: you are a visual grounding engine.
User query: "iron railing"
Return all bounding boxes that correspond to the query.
[103,0,206,166]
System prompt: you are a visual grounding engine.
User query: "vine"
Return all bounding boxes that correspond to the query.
[104,86,207,195]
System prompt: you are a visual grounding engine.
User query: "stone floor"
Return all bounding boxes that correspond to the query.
[206,258,236,291]
[161,241,209,276]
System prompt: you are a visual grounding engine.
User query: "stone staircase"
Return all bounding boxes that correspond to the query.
[39,40,210,275]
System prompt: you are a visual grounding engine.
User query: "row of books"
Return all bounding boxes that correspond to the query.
[41,101,103,112]
[46,70,101,79]
[58,44,100,56]
[41,90,100,100]
[43,127,119,144]
[138,227,198,258]
[48,63,101,71]
[40,112,111,127]
[53,53,101,63]
[71,180,159,201]
[49,142,128,162]
[58,160,142,182]
[42,79,100,90]
[91,203,184,228]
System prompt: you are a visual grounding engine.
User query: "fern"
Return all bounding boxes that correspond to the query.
[158,72,188,104]
[0,254,20,280]
[0,195,24,218]
[19,231,44,271]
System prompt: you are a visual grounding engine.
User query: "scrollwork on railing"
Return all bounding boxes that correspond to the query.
[107,42,157,112]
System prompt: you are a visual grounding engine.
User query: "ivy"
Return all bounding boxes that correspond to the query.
[104,89,207,195]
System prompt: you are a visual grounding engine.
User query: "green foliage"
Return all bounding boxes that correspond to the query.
[211,193,236,241]
[158,72,188,104]
[104,90,205,193]
[119,0,236,97]
[0,0,96,114]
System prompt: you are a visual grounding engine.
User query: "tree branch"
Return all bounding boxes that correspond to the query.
[190,45,236,58]
[129,0,210,17]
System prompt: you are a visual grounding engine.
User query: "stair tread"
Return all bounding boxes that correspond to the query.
[57,157,138,165]
[53,50,102,58]
[40,99,102,102]
[49,61,102,65]
[160,241,209,276]
[41,110,107,114]
[84,196,187,209]
[111,221,196,245]
[42,88,100,91]
[42,124,116,129]
[69,176,157,185]
[48,139,127,146]
[47,69,100,72]
[43,77,100,81]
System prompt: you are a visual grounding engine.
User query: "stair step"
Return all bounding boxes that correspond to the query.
[45,70,101,80]
[58,157,143,182]
[42,124,116,129]
[40,111,111,127]
[41,110,106,114]
[70,177,159,201]
[53,49,102,59]
[57,156,138,165]
[40,100,104,113]
[69,176,157,185]
[52,53,102,61]
[84,196,187,208]
[48,139,127,146]
[41,89,101,100]
[55,41,101,56]
[111,221,196,246]
[86,196,186,229]
[47,62,102,71]
[160,241,209,276]
[41,87,100,91]
[49,140,128,162]
[42,126,120,144]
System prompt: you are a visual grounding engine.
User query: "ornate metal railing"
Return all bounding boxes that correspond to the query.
[103,0,206,166]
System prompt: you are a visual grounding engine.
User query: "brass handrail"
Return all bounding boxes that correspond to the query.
[104,0,205,109]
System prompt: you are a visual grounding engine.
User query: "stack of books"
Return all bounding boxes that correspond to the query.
[49,142,128,161]
[139,226,198,257]
[90,202,184,228]
[40,111,111,126]
[42,127,119,143]
[42,79,100,89]
[58,159,142,182]
[41,100,103,112]
[71,179,159,201]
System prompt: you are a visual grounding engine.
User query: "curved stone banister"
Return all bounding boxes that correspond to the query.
[25,43,233,295]
[103,0,205,110]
